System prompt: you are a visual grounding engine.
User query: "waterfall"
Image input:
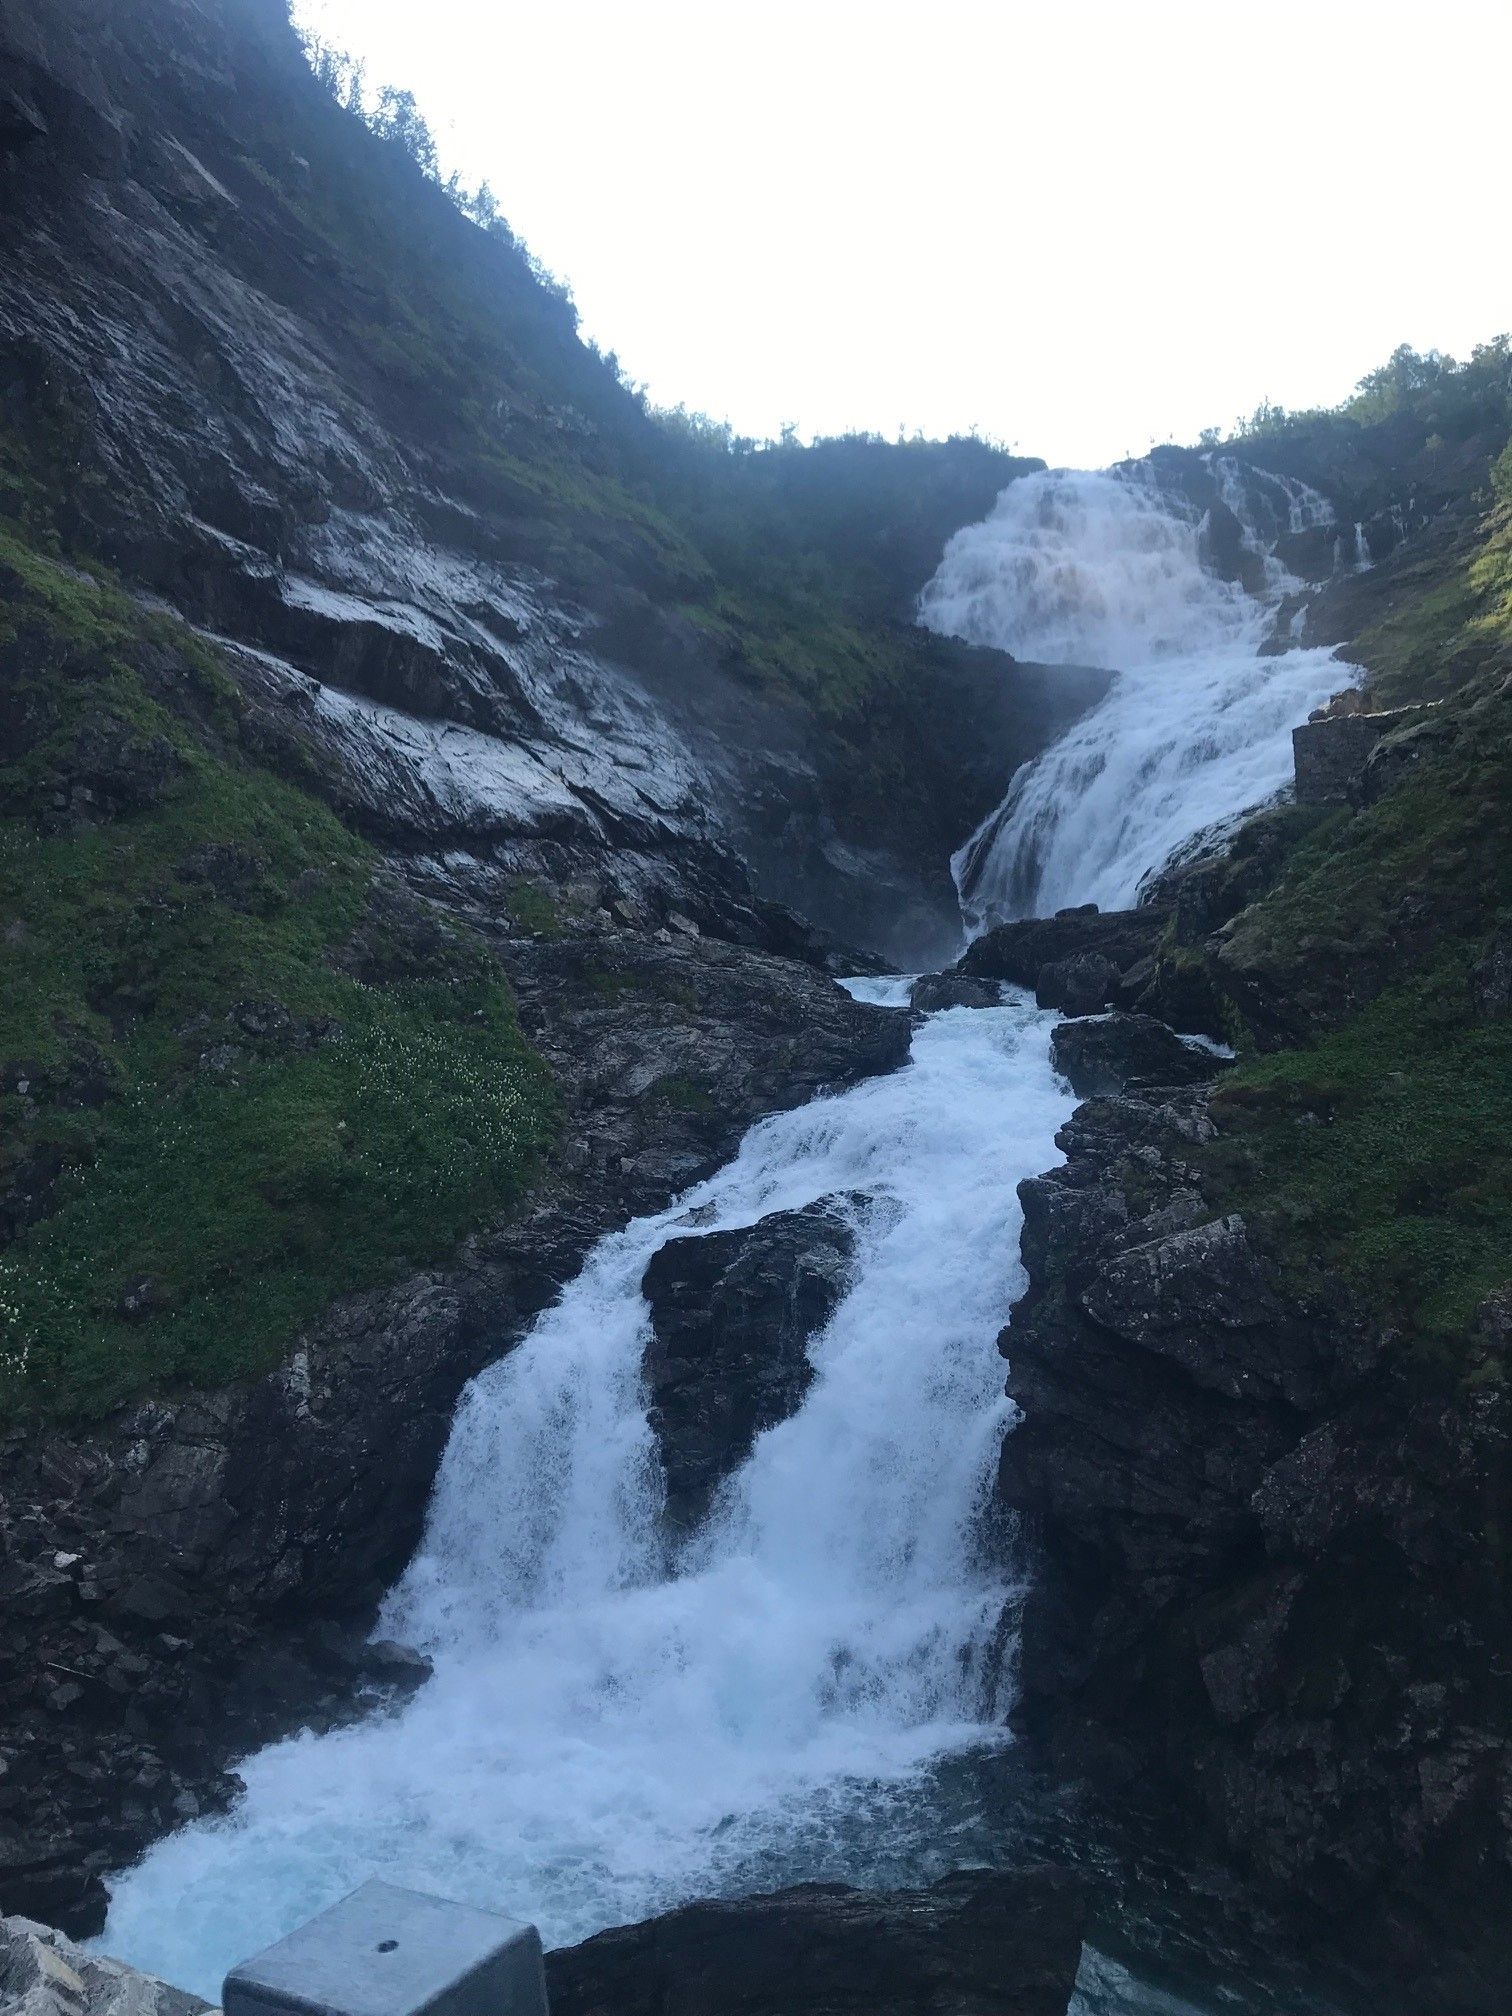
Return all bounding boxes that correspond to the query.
[99,985,1076,1999]
[96,448,1357,2014]
[920,462,1351,929]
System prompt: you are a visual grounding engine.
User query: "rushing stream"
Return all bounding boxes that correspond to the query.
[102,983,1077,1995]
[100,463,1353,2010]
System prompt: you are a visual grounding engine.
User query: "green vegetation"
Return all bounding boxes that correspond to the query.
[1192,540,1512,1347]
[649,1073,716,1115]
[1177,336,1512,1347]
[1352,498,1512,707]
[1206,951,1512,1344]
[1216,673,1512,1026]
[0,528,555,1421]
[1220,337,1511,478]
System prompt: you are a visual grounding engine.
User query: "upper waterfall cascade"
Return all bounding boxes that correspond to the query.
[920,459,1353,928]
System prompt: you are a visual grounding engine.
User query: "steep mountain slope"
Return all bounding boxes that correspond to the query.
[0,0,1097,957]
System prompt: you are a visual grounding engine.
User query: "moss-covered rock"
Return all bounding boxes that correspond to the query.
[0,528,557,1421]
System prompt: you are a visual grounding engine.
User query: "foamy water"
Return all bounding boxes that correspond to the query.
[920,460,1351,926]
[101,984,1074,1997]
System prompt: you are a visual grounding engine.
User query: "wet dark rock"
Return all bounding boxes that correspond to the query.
[998,1078,1512,2012]
[1197,499,1248,585]
[1034,953,1118,1017]
[357,1639,432,1690]
[545,1867,1087,2016]
[909,972,1001,1013]
[1048,1013,1227,1097]
[1291,704,1440,806]
[642,1197,860,1529]
[959,908,1166,1010]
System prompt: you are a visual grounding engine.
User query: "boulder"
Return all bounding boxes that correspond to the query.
[959,908,1165,1005]
[1034,953,1117,1017]
[0,1914,209,2016]
[1291,704,1439,806]
[641,1197,859,1528]
[544,1867,1087,2016]
[909,972,1001,1013]
[1049,1014,1228,1097]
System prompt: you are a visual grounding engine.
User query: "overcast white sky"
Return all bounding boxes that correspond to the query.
[293,0,1509,469]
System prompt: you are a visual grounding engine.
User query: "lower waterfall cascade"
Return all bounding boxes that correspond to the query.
[97,454,1358,2014]
[99,983,1079,1997]
[920,459,1353,928]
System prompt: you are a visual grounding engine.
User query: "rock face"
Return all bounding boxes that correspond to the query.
[0,0,1107,964]
[909,972,1002,1013]
[0,938,910,1933]
[959,908,1166,1015]
[997,1081,1512,2013]
[0,1914,209,2016]
[544,1869,1087,2016]
[1291,704,1441,804]
[1047,1013,1227,1097]
[642,1198,859,1528]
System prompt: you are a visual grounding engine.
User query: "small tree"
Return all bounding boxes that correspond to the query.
[299,31,365,114]
[369,86,439,179]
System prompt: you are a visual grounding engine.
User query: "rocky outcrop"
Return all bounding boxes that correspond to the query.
[1291,702,1442,805]
[1047,1013,1227,1097]
[909,972,1002,1013]
[0,0,1106,962]
[958,908,1166,1015]
[0,1914,208,2016]
[642,1198,859,1528]
[0,937,910,1934]
[544,1868,1087,2016]
[997,1081,1512,2013]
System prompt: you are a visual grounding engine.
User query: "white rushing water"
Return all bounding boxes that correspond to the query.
[101,983,1076,1999]
[920,460,1352,929]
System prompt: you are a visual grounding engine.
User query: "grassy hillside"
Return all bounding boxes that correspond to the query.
[0,524,555,1421]
[1181,412,1512,1352]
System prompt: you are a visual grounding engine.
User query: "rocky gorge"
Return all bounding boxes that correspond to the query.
[2,2,1511,2014]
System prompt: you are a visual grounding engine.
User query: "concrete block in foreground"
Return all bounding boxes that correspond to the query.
[222,1878,547,2016]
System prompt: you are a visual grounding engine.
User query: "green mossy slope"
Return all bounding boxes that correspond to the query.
[1191,463,1512,1349]
[0,527,555,1422]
